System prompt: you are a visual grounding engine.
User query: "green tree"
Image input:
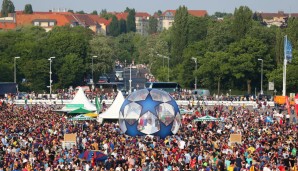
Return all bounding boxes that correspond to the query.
[75,10,85,14]
[228,37,270,93]
[23,4,33,14]
[212,12,233,18]
[67,9,74,13]
[232,6,253,40]
[100,9,113,20]
[286,17,298,47]
[90,35,115,80]
[148,17,158,34]
[206,18,235,52]
[126,8,136,32]
[196,52,230,94]
[0,62,13,82]
[1,0,15,17]
[171,6,189,65]
[90,10,98,15]
[21,59,48,92]
[119,19,127,34]
[275,28,284,65]
[188,15,209,44]
[108,15,120,37]
[58,54,84,88]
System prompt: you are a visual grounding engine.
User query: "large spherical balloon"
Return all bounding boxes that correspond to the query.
[119,88,181,139]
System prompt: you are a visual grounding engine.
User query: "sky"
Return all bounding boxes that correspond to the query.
[11,0,298,15]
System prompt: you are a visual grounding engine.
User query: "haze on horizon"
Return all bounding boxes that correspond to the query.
[10,0,298,15]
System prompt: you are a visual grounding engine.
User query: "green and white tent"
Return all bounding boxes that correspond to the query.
[193,115,221,122]
[68,114,96,121]
[68,107,91,114]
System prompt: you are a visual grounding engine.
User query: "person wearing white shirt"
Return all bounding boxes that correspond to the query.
[85,162,90,171]
[178,140,186,149]
[263,164,271,171]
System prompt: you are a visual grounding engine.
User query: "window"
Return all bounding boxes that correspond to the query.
[34,21,39,26]
[49,22,55,26]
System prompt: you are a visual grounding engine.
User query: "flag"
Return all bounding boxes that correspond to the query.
[295,93,298,116]
[284,36,293,62]
[265,116,273,123]
[95,96,101,114]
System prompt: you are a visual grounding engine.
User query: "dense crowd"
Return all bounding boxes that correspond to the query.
[0,98,297,171]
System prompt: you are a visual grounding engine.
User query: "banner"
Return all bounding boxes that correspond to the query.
[284,36,293,62]
[268,82,274,91]
[95,96,101,114]
[286,96,291,114]
[66,104,84,108]
[295,94,298,116]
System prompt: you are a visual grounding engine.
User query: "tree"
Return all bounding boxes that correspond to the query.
[148,17,158,34]
[119,19,127,34]
[23,4,33,14]
[58,54,84,88]
[212,12,232,18]
[67,9,74,13]
[232,6,253,40]
[1,0,15,17]
[90,35,115,79]
[196,52,230,94]
[188,15,209,44]
[75,10,85,14]
[0,62,13,82]
[275,28,284,65]
[108,15,120,37]
[21,59,48,92]
[228,37,270,93]
[126,8,136,32]
[206,18,235,52]
[171,6,189,65]
[100,9,113,20]
[90,10,98,15]
[252,12,262,21]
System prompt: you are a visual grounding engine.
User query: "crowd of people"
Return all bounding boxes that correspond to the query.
[0,97,297,171]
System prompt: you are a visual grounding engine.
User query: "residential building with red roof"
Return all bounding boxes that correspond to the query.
[135,12,150,36]
[160,9,207,30]
[0,11,110,34]
[258,11,298,27]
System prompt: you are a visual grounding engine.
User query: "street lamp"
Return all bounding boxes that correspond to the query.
[129,64,132,94]
[48,57,55,99]
[258,58,263,95]
[191,57,197,90]
[14,57,20,83]
[92,56,97,89]
[92,56,97,84]
[157,54,170,82]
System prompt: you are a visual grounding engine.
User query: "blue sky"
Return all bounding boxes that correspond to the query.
[11,0,298,15]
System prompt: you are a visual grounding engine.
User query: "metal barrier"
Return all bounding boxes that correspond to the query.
[14,99,274,106]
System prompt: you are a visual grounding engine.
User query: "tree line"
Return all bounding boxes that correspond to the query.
[0,4,298,94]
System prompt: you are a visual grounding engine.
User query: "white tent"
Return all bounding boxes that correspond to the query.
[61,87,96,112]
[97,91,125,121]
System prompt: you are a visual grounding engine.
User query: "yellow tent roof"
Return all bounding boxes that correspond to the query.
[84,113,98,118]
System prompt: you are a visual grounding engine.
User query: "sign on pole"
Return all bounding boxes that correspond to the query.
[63,133,77,150]
[268,82,274,91]
[229,134,242,145]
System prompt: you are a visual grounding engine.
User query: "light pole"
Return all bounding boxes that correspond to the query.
[129,64,132,94]
[157,54,170,82]
[48,57,55,99]
[14,57,20,83]
[191,57,197,89]
[92,56,97,90]
[258,58,263,95]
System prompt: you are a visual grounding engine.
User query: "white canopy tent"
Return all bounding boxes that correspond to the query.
[97,91,125,122]
[60,87,96,112]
